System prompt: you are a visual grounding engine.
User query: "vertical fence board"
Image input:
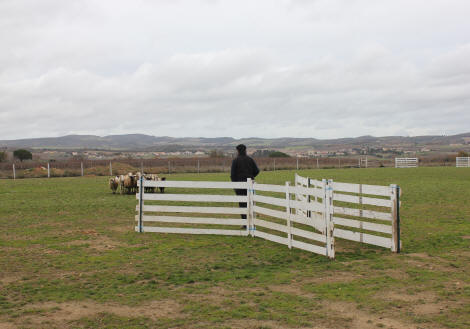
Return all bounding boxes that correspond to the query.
[286,182,292,249]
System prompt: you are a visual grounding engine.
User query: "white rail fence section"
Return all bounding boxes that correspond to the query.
[252,180,334,257]
[295,174,401,252]
[456,157,470,168]
[136,180,250,237]
[395,158,418,168]
[136,176,401,258]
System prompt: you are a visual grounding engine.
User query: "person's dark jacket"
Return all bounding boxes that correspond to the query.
[230,155,260,182]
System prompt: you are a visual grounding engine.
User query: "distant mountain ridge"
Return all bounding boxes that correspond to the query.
[1,133,469,151]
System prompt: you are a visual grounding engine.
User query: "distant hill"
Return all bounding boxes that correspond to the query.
[1,133,469,151]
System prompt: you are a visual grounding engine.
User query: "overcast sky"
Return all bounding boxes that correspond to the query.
[1,0,469,140]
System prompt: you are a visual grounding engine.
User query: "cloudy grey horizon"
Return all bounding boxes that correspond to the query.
[1,0,469,140]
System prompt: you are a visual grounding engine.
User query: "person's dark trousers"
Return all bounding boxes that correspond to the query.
[234,188,248,220]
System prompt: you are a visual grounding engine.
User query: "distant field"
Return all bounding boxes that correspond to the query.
[0,168,469,328]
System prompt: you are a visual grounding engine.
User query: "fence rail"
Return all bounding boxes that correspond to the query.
[456,157,470,168]
[135,176,401,258]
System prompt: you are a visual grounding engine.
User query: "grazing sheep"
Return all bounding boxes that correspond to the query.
[143,173,166,193]
[119,175,126,194]
[109,176,119,194]
[109,172,166,194]
[123,173,138,194]
[158,177,166,193]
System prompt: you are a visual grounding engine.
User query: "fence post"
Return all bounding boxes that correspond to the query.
[110,161,112,176]
[47,163,50,178]
[323,179,335,259]
[13,163,15,180]
[247,178,255,237]
[81,162,84,176]
[138,175,144,233]
[285,181,292,249]
[273,159,276,171]
[168,161,171,174]
[307,176,312,217]
[141,161,144,174]
[366,156,368,168]
[391,184,401,253]
[317,158,319,169]
[197,159,200,174]
[296,157,299,170]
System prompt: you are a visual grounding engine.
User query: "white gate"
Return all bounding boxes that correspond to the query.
[456,157,470,167]
[296,174,401,253]
[395,158,418,168]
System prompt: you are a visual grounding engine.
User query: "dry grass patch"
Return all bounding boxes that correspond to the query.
[10,300,183,328]
[379,290,436,303]
[65,234,123,251]
[322,300,422,329]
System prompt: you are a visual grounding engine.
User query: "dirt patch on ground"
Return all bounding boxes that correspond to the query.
[379,290,436,303]
[379,290,464,319]
[412,302,450,316]
[66,234,123,251]
[269,284,316,298]
[323,300,420,329]
[403,253,462,273]
[0,322,16,329]
[10,300,182,327]
[184,285,240,305]
[224,319,325,329]
[406,252,432,258]
[376,268,409,280]
[0,276,21,285]
[268,271,361,296]
[108,225,133,233]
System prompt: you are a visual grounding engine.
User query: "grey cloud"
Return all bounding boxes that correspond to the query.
[0,0,469,139]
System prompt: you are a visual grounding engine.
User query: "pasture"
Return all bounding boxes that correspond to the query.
[0,168,469,328]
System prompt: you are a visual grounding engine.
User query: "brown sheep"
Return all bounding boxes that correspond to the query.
[143,173,166,193]
[109,176,119,194]
[124,174,138,194]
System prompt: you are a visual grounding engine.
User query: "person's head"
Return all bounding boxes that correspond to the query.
[236,144,247,156]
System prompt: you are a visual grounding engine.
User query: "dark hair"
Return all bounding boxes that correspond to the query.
[236,144,247,155]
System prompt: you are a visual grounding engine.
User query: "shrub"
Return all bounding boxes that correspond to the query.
[13,149,32,161]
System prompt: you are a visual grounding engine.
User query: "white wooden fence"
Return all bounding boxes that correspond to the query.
[252,180,334,257]
[395,158,418,168]
[456,157,470,167]
[136,178,335,258]
[136,180,250,237]
[136,176,401,258]
[295,174,401,252]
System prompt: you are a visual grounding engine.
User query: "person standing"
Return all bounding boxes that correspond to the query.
[230,144,260,220]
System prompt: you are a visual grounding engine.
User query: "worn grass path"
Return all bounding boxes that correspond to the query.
[0,167,469,328]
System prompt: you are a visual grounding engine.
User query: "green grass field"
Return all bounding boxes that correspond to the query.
[1,168,469,328]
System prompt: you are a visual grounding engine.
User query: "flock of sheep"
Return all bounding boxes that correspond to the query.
[109,172,166,194]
